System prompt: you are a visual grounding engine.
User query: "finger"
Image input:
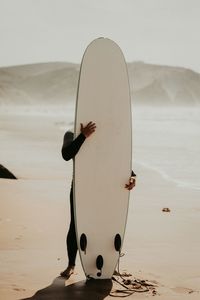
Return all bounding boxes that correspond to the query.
[129,181,135,187]
[87,123,96,129]
[90,129,96,133]
[86,121,93,127]
[88,126,96,131]
[88,126,96,132]
[128,184,133,190]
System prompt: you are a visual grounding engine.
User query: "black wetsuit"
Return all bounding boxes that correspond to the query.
[61,131,136,266]
[62,131,86,266]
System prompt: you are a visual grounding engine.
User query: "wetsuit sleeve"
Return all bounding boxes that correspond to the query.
[62,131,86,161]
[131,170,136,177]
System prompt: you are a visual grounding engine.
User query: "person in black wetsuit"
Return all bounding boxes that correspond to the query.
[60,121,136,278]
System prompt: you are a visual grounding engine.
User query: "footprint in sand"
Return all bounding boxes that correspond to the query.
[13,287,26,292]
[172,286,194,294]
[12,285,26,292]
[15,235,22,240]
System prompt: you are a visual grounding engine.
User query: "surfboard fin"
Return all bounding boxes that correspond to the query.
[80,233,87,254]
[96,255,104,277]
[114,234,122,252]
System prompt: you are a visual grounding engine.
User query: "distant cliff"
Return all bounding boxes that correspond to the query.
[0,62,79,105]
[0,61,200,106]
[128,62,200,106]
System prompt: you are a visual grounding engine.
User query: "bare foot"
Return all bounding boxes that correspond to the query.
[113,270,120,276]
[60,265,75,278]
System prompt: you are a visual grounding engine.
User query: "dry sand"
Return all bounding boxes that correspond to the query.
[0,105,200,299]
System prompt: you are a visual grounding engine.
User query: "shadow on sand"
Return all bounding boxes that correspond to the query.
[21,277,113,300]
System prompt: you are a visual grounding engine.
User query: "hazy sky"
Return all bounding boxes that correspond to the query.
[1,0,200,72]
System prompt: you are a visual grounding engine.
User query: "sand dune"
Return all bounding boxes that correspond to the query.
[0,61,200,106]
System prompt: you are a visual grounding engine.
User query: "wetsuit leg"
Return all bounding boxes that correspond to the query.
[66,186,78,266]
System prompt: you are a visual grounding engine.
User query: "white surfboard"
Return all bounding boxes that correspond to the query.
[74,38,132,279]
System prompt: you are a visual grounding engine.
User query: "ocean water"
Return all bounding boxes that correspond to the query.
[1,104,199,190]
[133,107,200,190]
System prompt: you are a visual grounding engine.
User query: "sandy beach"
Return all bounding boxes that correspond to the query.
[0,104,200,299]
[1,0,200,297]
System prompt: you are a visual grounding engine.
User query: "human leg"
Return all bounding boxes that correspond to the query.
[60,186,78,277]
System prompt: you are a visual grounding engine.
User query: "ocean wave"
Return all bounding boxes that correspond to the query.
[138,161,200,191]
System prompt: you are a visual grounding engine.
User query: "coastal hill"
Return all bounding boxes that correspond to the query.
[0,61,200,106]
